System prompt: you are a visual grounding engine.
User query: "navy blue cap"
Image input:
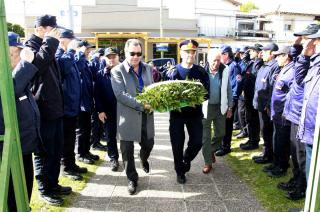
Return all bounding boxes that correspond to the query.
[35,14,61,28]
[8,32,24,48]
[96,48,105,56]
[294,24,320,37]
[179,39,199,51]
[60,29,75,39]
[78,40,95,48]
[239,45,249,53]
[261,43,279,52]
[248,43,263,51]
[220,45,232,54]
[105,47,119,56]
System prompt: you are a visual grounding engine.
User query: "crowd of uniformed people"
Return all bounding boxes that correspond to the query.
[0,14,320,210]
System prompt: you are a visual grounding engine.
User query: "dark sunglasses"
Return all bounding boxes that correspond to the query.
[129,52,142,57]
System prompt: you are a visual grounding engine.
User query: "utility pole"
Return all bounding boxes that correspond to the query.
[67,0,74,30]
[160,0,164,58]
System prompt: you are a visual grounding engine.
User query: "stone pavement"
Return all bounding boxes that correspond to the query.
[67,113,265,212]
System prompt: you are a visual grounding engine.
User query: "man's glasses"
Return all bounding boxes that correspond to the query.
[129,52,142,57]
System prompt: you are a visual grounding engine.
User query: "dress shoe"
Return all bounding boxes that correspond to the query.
[253,156,272,164]
[183,161,191,173]
[111,160,120,171]
[252,154,264,160]
[86,152,99,161]
[211,152,216,163]
[177,174,186,184]
[240,142,259,150]
[236,132,248,139]
[62,170,83,181]
[215,148,231,157]
[202,165,212,174]
[278,178,297,191]
[72,165,88,174]
[268,166,287,178]
[128,181,137,195]
[286,189,306,200]
[91,143,108,151]
[239,140,251,147]
[52,185,72,195]
[39,193,64,206]
[76,154,95,164]
[262,164,276,172]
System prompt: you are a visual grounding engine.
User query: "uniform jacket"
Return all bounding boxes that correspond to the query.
[253,59,280,112]
[226,59,241,100]
[298,54,320,145]
[0,61,42,155]
[168,64,210,119]
[94,67,117,117]
[271,61,295,124]
[56,48,81,117]
[75,51,94,113]
[111,61,154,142]
[25,34,64,120]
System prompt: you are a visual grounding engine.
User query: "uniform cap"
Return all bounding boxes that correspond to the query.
[60,29,75,39]
[8,32,24,48]
[220,45,232,54]
[179,39,199,51]
[105,47,119,56]
[261,43,279,52]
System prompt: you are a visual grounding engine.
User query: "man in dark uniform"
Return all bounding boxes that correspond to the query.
[167,40,209,184]
[94,47,120,171]
[25,15,71,205]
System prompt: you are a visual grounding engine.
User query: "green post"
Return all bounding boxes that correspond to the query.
[0,0,30,211]
[304,85,320,212]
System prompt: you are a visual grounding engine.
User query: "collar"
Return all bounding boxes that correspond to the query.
[123,60,142,73]
[30,34,43,45]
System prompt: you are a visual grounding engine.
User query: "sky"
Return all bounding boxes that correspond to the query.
[4,0,319,26]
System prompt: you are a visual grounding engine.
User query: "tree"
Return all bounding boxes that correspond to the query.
[240,1,259,13]
[7,22,25,37]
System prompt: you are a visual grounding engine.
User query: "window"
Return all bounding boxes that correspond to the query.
[284,24,292,31]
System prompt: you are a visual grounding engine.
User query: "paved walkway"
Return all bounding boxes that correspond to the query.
[67,113,265,212]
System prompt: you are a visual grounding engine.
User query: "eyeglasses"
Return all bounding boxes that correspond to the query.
[129,52,142,57]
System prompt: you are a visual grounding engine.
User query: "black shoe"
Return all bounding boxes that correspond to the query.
[86,152,99,161]
[233,124,240,130]
[128,181,137,195]
[62,170,83,181]
[52,185,72,195]
[286,189,306,200]
[72,165,88,174]
[252,154,264,160]
[177,174,186,184]
[236,132,248,139]
[91,143,108,151]
[39,193,64,206]
[76,155,95,164]
[215,148,231,157]
[253,156,272,164]
[239,140,251,147]
[240,143,259,150]
[111,160,119,172]
[263,164,277,172]
[268,166,287,178]
[183,161,191,173]
[141,160,150,173]
[278,178,297,191]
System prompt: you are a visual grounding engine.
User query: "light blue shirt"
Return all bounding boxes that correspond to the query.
[209,72,221,104]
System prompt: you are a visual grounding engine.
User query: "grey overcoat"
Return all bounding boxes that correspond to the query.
[111,60,155,142]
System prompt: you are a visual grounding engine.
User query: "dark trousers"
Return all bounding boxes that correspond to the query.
[120,114,154,182]
[76,111,92,156]
[273,122,291,169]
[258,111,273,159]
[238,98,248,134]
[8,154,33,212]
[290,123,306,190]
[104,115,119,161]
[34,118,63,194]
[245,99,260,144]
[61,116,77,170]
[169,116,203,176]
[223,101,238,150]
[90,111,104,146]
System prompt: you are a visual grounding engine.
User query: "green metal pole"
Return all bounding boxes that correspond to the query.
[0,0,29,211]
[304,85,320,212]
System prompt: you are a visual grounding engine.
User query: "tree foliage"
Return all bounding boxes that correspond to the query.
[7,22,25,37]
[240,1,259,13]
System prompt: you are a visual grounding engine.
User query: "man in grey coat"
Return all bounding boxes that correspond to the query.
[111,39,154,195]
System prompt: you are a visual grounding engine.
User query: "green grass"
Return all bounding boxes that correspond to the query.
[224,131,304,212]
[30,149,106,212]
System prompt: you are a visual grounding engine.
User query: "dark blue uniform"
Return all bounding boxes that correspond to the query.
[94,68,118,161]
[168,64,209,177]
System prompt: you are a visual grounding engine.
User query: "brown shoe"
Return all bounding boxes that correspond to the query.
[202,165,212,174]
[211,152,216,163]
